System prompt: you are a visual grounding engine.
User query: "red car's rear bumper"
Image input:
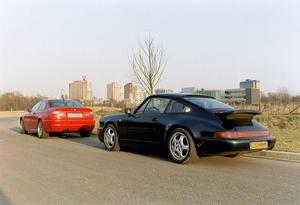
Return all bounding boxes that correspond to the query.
[43,119,95,133]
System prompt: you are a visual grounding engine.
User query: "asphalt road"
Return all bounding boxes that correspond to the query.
[0,118,299,205]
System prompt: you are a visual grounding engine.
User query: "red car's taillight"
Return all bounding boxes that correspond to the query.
[51,111,66,119]
[214,130,270,139]
[84,111,94,117]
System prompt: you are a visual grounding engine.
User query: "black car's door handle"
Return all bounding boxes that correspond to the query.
[152,117,159,122]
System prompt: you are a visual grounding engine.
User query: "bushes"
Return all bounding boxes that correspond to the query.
[256,115,300,130]
[0,92,45,111]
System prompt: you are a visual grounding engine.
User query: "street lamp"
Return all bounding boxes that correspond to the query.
[61,88,65,100]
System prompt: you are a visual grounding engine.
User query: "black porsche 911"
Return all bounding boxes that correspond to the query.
[98,94,275,163]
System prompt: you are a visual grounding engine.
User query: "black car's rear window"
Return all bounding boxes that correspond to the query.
[184,97,233,111]
[49,100,83,108]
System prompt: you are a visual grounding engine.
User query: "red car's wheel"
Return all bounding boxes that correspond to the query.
[20,119,28,134]
[37,120,49,139]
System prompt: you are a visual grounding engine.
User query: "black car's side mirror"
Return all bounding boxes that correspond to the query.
[125,108,132,115]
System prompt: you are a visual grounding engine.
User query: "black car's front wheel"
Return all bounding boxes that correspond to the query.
[167,128,198,164]
[103,124,120,151]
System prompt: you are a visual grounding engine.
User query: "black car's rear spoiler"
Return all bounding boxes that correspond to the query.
[214,110,261,121]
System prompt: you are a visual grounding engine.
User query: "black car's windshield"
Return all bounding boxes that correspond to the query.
[184,97,233,111]
[49,100,84,108]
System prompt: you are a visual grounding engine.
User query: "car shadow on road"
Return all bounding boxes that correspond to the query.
[60,134,172,162]
[9,127,252,165]
[0,189,12,205]
[120,145,170,162]
[55,133,103,149]
[9,126,21,134]
[9,127,39,138]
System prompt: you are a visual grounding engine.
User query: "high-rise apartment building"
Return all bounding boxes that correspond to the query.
[107,82,122,102]
[124,83,138,99]
[69,76,92,101]
[124,82,145,106]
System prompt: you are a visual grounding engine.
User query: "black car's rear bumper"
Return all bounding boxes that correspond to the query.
[195,136,276,156]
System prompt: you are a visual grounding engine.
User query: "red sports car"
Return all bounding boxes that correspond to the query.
[20,99,95,138]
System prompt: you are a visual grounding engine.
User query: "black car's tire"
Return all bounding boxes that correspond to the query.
[167,128,198,164]
[103,124,120,151]
[225,153,240,158]
[37,120,49,139]
[20,119,28,134]
[80,131,92,137]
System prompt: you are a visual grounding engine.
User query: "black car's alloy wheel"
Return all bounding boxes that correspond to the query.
[37,120,49,139]
[103,124,120,151]
[168,128,197,164]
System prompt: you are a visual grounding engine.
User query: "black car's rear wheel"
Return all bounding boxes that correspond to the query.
[103,124,120,151]
[20,119,28,134]
[167,128,197,164]
[37,120,49,139]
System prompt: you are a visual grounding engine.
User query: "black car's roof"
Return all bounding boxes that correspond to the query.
[150,93,215,99]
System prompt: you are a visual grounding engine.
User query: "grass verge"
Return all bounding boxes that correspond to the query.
[256,115,300,153]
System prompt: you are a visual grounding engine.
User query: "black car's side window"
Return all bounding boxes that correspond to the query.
[166,100,191,114]
[144,98,170,114]
[135,98,151,114]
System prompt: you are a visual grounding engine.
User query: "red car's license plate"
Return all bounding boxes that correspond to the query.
[67,113,82,118]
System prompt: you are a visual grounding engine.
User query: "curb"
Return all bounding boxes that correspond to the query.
[244,150,300,163]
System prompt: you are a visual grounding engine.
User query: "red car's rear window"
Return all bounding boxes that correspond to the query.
[49,100,83,108]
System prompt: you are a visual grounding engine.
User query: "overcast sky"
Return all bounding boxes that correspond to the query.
[0,0,299,98]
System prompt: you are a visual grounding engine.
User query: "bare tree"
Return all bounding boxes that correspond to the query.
[277,87,291,104]
[130,35,166,95]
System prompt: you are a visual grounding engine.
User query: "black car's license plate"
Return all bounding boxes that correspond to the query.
[250,141,268,150]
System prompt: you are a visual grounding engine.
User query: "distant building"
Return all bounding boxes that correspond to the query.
[124,83,138,99]
[69,76,92,101]
[196,89,225,101]
[224,88,247,104]
[245,88,260,104]
[155,88,174,94]
[181,87,197,93]
[124,82,145,106]
[240,79,260,89]
[135,89,145,105]
[107,82,122,102]
[181,79,261,105]
[224,88,260,105]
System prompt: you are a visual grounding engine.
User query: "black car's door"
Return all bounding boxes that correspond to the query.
[120,97,170,144]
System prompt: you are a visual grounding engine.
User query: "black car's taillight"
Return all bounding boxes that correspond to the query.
[214,130,270,139]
